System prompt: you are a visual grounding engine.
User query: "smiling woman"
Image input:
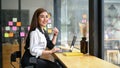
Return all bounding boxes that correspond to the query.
[21,8,60,68]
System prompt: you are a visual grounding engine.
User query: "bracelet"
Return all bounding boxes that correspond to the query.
[54,34,57,36]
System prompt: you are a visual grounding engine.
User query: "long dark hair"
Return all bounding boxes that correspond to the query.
[24,8,48,50]
[29,8,48,32]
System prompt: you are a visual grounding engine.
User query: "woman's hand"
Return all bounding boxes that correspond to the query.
[53,27,59,36]
[42,48,60,55]
[51,48,60,53]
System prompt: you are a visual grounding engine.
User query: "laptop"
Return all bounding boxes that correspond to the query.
[57,35,77,53]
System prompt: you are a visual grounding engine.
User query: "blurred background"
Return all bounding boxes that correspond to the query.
[0,0,120,68]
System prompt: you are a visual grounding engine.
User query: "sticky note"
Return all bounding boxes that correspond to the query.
[5,26,10,31]
[12,18,17,22]
[8,21,13,26]
[20,32,25,37]
[4,33,9,37]
[12,26,17,31]
[48,19,51,23]
[28,26,30,31]
[9,32,14,37]
[48,29,52,33]
[44,26,47,30]
[16,22,21,26]
[47,24,52,28]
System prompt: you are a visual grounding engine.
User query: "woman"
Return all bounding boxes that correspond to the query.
[21,8,60,68]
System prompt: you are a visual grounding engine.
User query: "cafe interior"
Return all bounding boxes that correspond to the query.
[0,0,120,68]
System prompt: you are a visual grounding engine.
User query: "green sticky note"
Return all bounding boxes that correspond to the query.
[4,33,9,37]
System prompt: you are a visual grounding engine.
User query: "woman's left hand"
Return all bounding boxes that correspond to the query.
[53,27,59,36]
[51,48,60,53]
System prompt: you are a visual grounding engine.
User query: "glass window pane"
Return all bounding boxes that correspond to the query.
[60,0,89,48]
[104,0,120,66]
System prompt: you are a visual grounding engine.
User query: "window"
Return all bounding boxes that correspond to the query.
[104,0,120,66]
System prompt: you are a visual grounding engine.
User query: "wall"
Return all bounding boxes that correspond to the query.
[2,0,54,24]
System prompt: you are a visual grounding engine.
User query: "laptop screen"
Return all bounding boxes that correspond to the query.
[56,35,77,52]
[70,35,77,50]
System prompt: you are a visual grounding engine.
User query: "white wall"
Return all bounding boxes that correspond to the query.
[2,0,18,9]
[21,0,53,24]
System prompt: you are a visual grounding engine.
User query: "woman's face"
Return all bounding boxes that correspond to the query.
[38,11,49,28]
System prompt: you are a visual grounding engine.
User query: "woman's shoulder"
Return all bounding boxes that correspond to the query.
[30,28,38,34]
[30,28,42,35]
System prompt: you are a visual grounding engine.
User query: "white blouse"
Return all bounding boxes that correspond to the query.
[29,28,47,58]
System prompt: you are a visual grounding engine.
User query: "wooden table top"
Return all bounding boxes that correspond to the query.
[54,53,120,68]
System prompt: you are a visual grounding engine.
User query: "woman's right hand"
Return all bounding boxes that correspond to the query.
[53,27,59,36]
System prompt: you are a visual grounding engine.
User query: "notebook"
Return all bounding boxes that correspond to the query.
[57,35,77,53]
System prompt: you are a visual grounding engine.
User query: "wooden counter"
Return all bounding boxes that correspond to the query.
[54,53,120,68]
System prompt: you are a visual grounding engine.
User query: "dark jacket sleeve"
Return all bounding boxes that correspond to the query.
[44,31,54,49]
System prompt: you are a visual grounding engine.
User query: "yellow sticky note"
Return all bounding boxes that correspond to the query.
[48,29,52,33]
[44,26,47,30]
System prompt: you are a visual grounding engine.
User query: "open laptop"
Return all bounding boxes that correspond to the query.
[57,35,77,53]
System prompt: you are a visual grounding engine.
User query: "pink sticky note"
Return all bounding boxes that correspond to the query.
[28,26,30,31]
[12,26,17,31]
[8,21,13,26]
[20,32,25,37]
[48,19,51,23]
